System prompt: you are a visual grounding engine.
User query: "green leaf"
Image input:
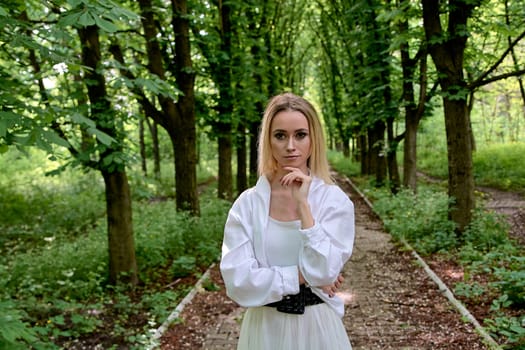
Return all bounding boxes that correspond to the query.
[52,315,66,326]
[87,127,115,146]
[42,129,70,148]
[67,0,84,7]
[59,10,83,27]
[78,11,96,27]
[71,113,96,128]
[95,16,118,33]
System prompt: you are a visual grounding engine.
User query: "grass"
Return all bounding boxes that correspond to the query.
[473,143,525,193]
[417,115,525,194]
[1,131,523,348]
[0,148,230,349]
[329,150,525,348]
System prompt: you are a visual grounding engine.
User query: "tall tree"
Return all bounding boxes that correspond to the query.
[77,24,137,285]
[191,0,235,200]
[132,0,200,214]
[395,0,432,192]
[422,0,486,231]
[8,2,140,285]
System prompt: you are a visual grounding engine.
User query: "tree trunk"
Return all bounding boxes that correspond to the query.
[151,120,161,180]
[171,0,199,213]
[399,0,427,192]
[386,118,400,194]
[249,120,259,186]
[443,99,475,231]
[422,0,477,232]
[505,0,525,132]
[403,109,419,190]
[139,118,147,176]
[218,126,233,200]
[236,122,248,194]
[216,0,234,200]
[359,134,368,175]
[103,170,138,285]
[78,25,138,284]
[368,121,386,186]
[138,0,199,214]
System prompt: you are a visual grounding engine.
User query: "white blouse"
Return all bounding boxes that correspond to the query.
[220,175,355,318]
[265,217,302,266]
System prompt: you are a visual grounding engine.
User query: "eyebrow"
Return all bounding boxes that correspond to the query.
[272,128,309,133]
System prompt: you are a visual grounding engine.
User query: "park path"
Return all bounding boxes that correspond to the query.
[160,173,502,349]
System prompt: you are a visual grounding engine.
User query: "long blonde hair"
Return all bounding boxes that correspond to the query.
[257,92,333,184]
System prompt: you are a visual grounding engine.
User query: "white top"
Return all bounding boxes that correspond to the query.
[266,217,302,266]
[220,175,355,318]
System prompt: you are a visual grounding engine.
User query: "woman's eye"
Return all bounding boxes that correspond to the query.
[274,133,286,140]
[296,132,308,139]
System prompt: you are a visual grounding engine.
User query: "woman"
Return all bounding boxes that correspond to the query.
[220,92,355,349]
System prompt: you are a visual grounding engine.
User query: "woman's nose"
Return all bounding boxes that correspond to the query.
[287,137,295,151]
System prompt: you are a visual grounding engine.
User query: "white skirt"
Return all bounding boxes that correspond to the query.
[237,303,352,350]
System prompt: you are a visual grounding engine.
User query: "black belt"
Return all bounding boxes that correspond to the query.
[265,285,324,314]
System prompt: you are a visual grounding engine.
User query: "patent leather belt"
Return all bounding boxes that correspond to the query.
[265,285,324,314]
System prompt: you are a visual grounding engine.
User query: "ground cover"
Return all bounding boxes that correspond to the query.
[159,171,519,349]
[1,149,523,349]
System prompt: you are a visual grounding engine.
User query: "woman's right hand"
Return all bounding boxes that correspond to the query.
[321,274,344,298]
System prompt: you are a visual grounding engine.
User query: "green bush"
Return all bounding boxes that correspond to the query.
[463,209,510,253]
[473,143,525,193]
[0,301,38,350]
[3,222,108,300]
[371,187,457,254]
[327,150,360,177]
[0,171,105,252]
[492,259,525,308]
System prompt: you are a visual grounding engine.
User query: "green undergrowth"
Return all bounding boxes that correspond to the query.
[0,152,230,349]
[418,140,525,195]
[329,153,525,349]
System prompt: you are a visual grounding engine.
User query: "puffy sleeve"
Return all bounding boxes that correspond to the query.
[299,185,355,287]
[220,191,300,307]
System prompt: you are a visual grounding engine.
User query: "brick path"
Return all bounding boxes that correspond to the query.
[196,176,505,350]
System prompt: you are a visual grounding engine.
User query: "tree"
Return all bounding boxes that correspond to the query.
[393,0,434,192]
[1,2,140,284]
[113,0,201,214]
[195,0,235,200]
[422,0,525,232]
[67,8,138,285]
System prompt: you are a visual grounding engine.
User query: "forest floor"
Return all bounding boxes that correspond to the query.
[158,174,524,349]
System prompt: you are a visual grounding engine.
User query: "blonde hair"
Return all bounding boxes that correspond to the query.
[257,92,333,184]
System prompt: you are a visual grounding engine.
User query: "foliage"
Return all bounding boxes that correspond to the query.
[0,151,105,257]
[330,151,524,347]
[0,301,38,350]
[473,143,525,193]
[418,118,525,194]
[327,151,361,177]
[371,187,457,254]
[0,156,230,348]
[484,315,525,349]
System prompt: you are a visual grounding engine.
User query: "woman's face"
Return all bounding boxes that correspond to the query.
[270,110,311,174]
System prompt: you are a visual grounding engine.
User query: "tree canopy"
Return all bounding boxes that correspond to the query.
[1,0,524,264]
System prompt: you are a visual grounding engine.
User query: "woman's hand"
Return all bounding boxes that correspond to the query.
[321,274,344,298]
[280,167,312,204]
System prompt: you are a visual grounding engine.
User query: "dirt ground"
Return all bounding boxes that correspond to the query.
[159,176,524,349]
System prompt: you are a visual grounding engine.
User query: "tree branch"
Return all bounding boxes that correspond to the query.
[468,68,525,90]
[469,29,525,88]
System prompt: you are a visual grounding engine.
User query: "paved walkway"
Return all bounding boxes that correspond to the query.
[196,176,491,349]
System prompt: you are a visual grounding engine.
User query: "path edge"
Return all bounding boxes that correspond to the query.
[146,262,216,349]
